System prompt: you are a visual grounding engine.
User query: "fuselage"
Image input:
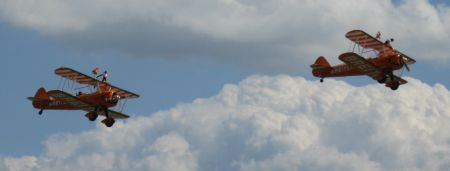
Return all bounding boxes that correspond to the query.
[77,90,119,108]
[324,51,403,78]
[32,90,119,110]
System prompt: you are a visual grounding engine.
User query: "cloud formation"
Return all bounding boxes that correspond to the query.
[2,75,450,171]
[1,0,449,71]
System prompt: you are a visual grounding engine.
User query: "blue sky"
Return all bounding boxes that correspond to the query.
[1,0,450,170]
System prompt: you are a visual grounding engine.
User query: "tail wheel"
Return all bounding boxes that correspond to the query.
[101,118,115,127]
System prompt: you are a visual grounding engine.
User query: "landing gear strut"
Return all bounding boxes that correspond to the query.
[101,108,115,127]
[382,68,394,83]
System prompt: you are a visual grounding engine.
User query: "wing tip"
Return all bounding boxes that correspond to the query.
[345,29,365,37]
[338,52,359,60]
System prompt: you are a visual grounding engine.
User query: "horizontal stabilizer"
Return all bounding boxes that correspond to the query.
[27,97,50,102]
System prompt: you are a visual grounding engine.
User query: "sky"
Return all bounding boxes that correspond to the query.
[0,0,450,170]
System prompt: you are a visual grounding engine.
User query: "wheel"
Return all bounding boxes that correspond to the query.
[377,76,387,84]
[320,78,324,83]
[390,81,400,90]
[38,109,43,115]
[89,114,98,121]
[102,118,115,127]
[103,107,109,117]
[85,112,98,121]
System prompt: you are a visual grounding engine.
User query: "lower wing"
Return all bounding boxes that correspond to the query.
[338,52,384,81]
[96,109,130,119]
[392,75,408,85]
[47,90,130,119]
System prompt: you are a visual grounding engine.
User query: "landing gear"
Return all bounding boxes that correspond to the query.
[382,68,394,83]
[101,118,115,127]
[85,107,115,127]
[100,107,115,127]
[85,111,98,121]
[38,109,43,115]
[377,76,387,84]
[320,78,324,83]
[389,81,400,91]
[382,68,399,90]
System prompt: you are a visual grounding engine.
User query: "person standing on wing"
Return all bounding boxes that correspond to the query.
[96,70,108,82]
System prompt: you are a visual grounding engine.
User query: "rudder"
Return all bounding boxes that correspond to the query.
[28,87,50,109]
[35,87,49,100]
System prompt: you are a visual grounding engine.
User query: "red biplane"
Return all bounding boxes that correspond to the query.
[311,30,416,90]
[27,67,140,127]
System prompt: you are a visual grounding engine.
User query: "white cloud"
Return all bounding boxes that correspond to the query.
[0,0,449,71]
[2,75,450,171]
[2,156,38,171]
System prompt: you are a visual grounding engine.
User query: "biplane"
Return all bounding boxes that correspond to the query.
[311,30,416,90]
[27,67,139,127]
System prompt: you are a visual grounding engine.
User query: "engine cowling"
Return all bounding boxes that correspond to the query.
[104,93,120,104]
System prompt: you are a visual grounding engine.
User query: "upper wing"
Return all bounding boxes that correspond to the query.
[47,90,94,110]
[55,67,98,86]
[345,30,391,53]
[55,67,140,99]
[338,52,383,81]
[104,83,140,99]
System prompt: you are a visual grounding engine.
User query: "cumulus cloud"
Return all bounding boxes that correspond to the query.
[0,0,449,71]
[2,75,450,171]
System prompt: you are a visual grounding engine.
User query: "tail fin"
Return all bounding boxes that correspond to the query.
[35,87,49,100]
[311,56,332,77]
[27,87,50,109]
[311,56,331,69]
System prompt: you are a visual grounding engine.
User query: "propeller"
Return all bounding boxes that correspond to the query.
[398,52,415,72]
[399,55,410,72]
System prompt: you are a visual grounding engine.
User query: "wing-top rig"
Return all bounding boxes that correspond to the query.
[28,67,140,127]
[311,30,416,90]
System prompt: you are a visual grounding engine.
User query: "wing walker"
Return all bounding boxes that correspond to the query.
[28,67,140,127]
[311,30,416,90]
